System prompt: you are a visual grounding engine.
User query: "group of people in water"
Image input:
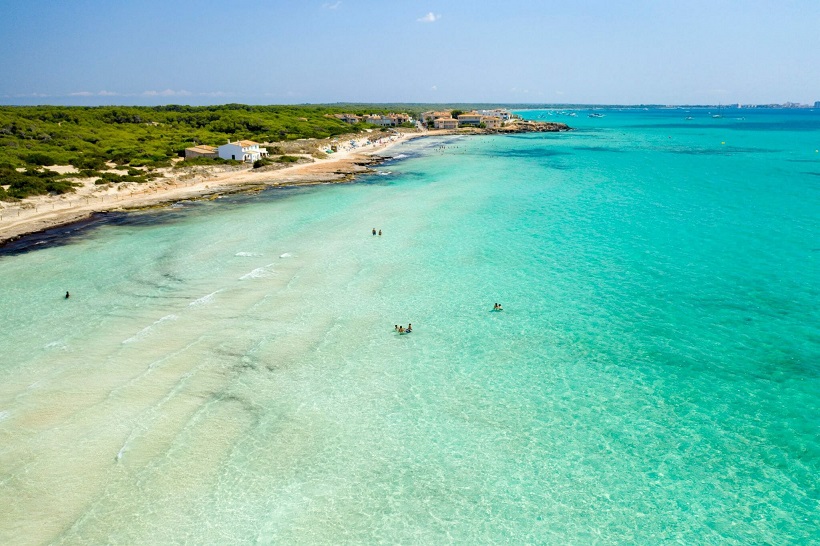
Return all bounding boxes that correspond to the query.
[394,324,412,334]
[371,228,382,236]
[492,302,503,311]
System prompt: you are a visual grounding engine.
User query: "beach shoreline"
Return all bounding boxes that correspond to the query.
[0,131,435,246]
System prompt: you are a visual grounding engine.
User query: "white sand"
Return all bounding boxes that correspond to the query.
[0,131,435,244]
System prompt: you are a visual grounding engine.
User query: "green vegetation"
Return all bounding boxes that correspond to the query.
[0,166,79,200]
[252,155,301,169]
[0,104,400,199]
[276,155,300,163]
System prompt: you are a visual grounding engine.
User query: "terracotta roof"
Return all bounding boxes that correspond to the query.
[236,140,258,147]
[186,145,217,153]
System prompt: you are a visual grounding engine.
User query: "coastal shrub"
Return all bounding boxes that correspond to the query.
[69,156,107,171]
[275,155,300,164]
[0,186,8,200]
[98,172,146,183]
[25,152,57,166]
[172,157,237,168]
[0,105,423,186]
[3,169,77,198]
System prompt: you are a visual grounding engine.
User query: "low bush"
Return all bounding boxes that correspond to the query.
[275,155,300,163]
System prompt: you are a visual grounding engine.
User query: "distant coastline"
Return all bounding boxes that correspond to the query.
[0,120,570,247]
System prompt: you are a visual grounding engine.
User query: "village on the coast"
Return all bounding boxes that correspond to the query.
[181,108,565,163]
[0,106,569,244]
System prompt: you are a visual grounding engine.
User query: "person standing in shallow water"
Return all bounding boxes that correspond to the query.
[372,228,376,235]
[378,230,382,236]
[65,291,70,299]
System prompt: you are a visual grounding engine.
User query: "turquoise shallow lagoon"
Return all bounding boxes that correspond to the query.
[0,109,818,543]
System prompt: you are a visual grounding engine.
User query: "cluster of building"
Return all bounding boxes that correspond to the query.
[420,109,514,130]
[184,140,268,162]
[333,113,412,126]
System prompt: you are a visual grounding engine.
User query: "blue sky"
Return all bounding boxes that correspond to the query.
[1,0,818,105]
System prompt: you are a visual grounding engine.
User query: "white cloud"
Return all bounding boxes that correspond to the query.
[70,91,94,97]
[97,90,119,96]
[431,85,438,91]
[142,89,192,97]
[323,1,341,8]
[417,12,440,23]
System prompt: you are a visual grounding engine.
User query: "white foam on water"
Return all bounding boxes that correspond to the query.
[279,253,293,258]
[122,314,179,344]
[189,290,222,307]
[235,252,263,257]
[43,340,68,351]
[392,153,408,159]
[0,410,10,423]
[239,263,276,280]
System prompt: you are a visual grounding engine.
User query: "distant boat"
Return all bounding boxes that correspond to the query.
[685,116,694,120]
[588,113,605,118]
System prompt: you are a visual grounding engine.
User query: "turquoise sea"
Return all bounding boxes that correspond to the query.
[0,108,818,544]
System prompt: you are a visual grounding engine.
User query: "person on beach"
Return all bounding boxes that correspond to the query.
[65,291,70,299]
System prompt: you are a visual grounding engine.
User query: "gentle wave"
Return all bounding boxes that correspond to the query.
[189,290,222,307]
[235,252,263,257]
[239,263,276,280]
[122,314,178,344]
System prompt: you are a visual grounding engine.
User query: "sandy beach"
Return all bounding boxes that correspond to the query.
[0,131,436,245]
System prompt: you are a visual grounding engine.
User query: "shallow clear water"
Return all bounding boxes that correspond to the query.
[0,109,818,544]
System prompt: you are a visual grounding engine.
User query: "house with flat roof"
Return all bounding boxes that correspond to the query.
[477,109,513,121]
[365,113,411,126]
[184,144,218,160]
[434,117,459,130]
[481,116,502,129]
[217,140,268,162]
[457,112,483,126]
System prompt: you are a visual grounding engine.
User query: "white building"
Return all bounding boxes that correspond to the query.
[217,140,269,162]
[477,109,513,121]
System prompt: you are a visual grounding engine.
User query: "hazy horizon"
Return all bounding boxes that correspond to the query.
[1,0,819,106]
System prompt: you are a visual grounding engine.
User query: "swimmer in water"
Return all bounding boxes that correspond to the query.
[398,326,405,333]
[65,291,70,299]
[407,323,412,333]
[372,228,376,235]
